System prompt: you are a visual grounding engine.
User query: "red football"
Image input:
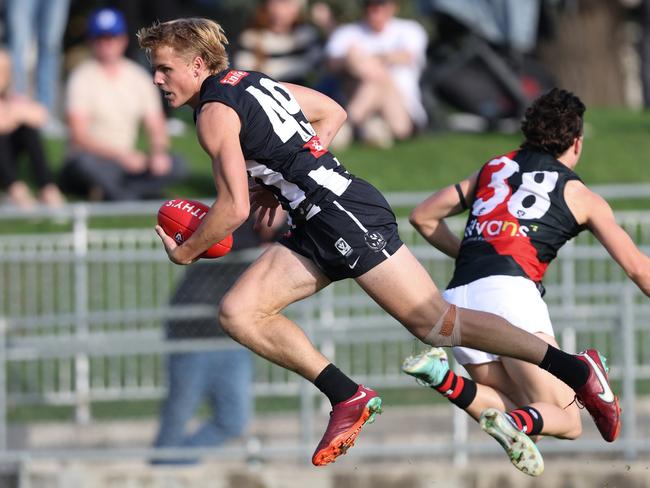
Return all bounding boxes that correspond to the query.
[157,199,233,259]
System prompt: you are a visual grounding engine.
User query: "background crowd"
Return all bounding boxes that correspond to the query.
[0,0,650,209]
[0,0,649,209]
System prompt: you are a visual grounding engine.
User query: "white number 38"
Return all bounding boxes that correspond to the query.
[471,156,559,220]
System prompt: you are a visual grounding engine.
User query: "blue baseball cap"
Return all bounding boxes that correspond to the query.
[87,8,127,38]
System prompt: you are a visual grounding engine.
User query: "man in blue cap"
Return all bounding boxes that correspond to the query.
[87,7,129,38]
[58,7,187,201]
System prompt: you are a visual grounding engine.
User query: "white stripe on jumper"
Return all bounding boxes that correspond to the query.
[246,159,306,208]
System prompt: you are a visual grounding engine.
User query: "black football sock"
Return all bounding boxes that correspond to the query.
[314,364,359,406]
[434,370,477,409]
[506,406,544,436]
[538,345,589,391]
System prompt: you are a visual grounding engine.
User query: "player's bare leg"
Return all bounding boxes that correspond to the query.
[219,244,331,379]
[402,347,546,476]
[498,333,582,439]
[410,341,579,476]
[406,350,582,438]
[452,363,521,420]
[457,363,537,420]
[357,245,619,441]
[356,245,549,361]
[218,243,382,466]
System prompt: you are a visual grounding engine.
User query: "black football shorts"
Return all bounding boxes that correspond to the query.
[280,177,404,281]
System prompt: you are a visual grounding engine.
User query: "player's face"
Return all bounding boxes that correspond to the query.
[150,46,202,108]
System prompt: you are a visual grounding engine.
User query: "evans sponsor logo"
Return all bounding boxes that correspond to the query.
[465,218,539,239]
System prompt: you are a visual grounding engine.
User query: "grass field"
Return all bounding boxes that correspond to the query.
[40,107,650,204]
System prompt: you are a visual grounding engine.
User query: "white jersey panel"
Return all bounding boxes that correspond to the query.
[247,159,306,209]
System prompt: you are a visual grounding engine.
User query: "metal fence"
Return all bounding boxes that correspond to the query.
[0,190,649,465]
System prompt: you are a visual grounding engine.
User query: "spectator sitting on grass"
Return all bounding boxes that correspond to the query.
[59,7,187,201]
[325,0,428,148]
[0,47,66,209]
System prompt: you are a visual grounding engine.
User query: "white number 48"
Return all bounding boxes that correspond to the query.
[246,78,315,143]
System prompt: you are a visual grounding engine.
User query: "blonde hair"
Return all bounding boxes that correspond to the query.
[137,18,229,74]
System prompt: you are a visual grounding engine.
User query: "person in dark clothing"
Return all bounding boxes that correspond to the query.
[0,47,65,209]
[153,212,285,463]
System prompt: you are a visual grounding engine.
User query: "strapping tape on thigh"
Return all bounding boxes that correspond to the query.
[424,304,462,347]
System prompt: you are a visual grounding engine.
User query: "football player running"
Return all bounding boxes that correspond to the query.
[403,88,650,475]
[138,19,621,467]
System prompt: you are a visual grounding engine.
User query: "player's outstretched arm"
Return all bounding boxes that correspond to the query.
[566,181,650,296]
[409,173,478,258]
[161,102,250,265]
[282,82,347,149]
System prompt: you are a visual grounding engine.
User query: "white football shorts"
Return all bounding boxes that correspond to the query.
[442,275,555,365]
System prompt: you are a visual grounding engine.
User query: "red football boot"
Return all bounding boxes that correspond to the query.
[311,385,383,466]
[574,349,621,442]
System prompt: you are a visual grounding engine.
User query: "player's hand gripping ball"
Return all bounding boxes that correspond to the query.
[157,199,233,258]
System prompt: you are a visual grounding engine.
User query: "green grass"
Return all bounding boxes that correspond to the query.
[40,107,650,203]
[12,108,643,234]
[1,106,638,237]
[336,108,650,194]
[170,108,650,211]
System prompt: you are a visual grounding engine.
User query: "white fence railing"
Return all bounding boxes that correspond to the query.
[0,191,648,464]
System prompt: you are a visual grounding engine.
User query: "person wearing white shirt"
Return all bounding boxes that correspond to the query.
[325,0,428,146]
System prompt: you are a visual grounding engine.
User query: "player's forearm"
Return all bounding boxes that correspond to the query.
[177,198,248,261]
[427,223,461,258]
[311,108,346,149]
[282,82,346,148]
[627,257,650,297]
[410,214,461,259]
[592,218,650,297]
